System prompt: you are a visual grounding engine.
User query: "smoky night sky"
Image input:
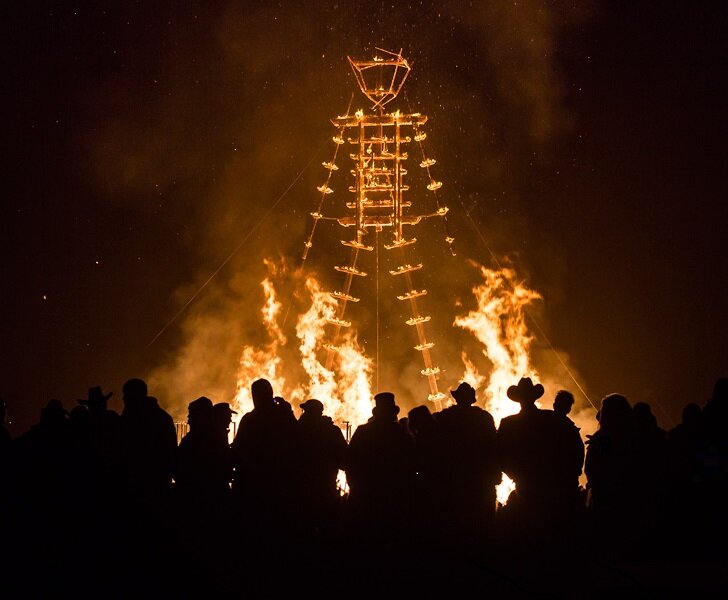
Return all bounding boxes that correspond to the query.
[2,1,726,434]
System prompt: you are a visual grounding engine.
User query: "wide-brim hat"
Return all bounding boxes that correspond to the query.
[506,377,544,403]
[373,392,400,416]
[450,382,476,404]
[79,386,113,406]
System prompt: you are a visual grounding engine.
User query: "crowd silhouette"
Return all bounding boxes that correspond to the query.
[1,376,727,596]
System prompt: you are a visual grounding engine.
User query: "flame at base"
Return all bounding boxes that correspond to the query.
[232,260,549,506]
[233,265,372,434]
[455,263,543,505]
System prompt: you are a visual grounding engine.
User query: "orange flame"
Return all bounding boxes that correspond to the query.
[295,276,373,429]
[233,260,547,505]
[233,265,295,416]
[455,263,543,504]
[234,266,372,434]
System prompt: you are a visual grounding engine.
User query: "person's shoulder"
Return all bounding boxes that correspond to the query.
[103,409,121,421]
[500,413,518,427]
[238,411,256,425]
[155,405,175,426]
[470,405,495,420]
[350,420,376,439]
[437,405,464,424]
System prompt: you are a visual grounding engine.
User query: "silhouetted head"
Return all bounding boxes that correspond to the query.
[41,399,68,425]
[274,397,294,419]
[407,405,433,436]
[682,402,701,427]
[599,394,632,434]
[507,377,544,408]
[553,390,575,417]
[450,382,477,406]
[187,396,213,431]
[372,392,400,421]
[633,401,657,430]
[213,402,236,421]
[704,377,728,426]
[213,403,237,436]
[122,378,148,408]
[300,399,324,416]
[251,379,274,410]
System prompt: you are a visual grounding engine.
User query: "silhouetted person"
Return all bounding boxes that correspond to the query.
[436,382,499,547]
[668,403,702,473]
[407,404,448,544]
[549,389,585,492]
[665,402,704,546]
[14,397,66,445]
[213,402,236,442]
[8,400,80,593]
[497,378,584,545]
[695,378,728,550]
[553,389,575,419]
[176,397,221,508]
[230,379,299,539]
[630,402,669,548]
[12,399,76,533]
[584,393,639,554]
[211,402,235,492]
[346,392,414,543]
[78,386,120,455]
[76,386,122,497]
[296,399,347,536]
[119,378,177,510]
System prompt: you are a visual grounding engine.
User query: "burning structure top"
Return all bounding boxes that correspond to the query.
[347,47,411,110]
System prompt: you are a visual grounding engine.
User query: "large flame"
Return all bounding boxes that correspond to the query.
[233,260,546,505]
[455,263,543,504]
[296,276,373,428]
[233,262,293,416]
[233,264,372,433]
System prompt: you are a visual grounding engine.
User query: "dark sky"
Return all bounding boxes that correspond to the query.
[2,1,726,433]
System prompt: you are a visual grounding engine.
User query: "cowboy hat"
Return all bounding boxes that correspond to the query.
[450,382,477,405]
[78,386,113,406]
[506,377,544,403]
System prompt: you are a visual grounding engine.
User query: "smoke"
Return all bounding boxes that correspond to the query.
[80,2,595,418]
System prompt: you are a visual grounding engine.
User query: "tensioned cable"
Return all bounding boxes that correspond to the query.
[145,141,328,349]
